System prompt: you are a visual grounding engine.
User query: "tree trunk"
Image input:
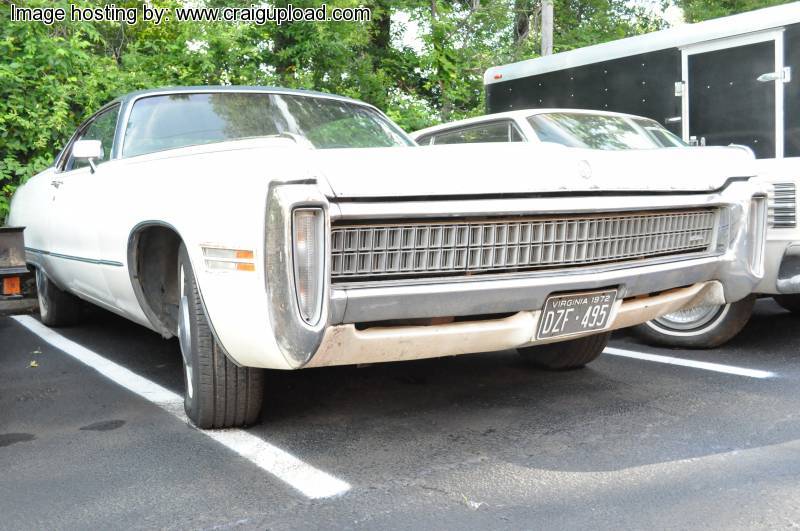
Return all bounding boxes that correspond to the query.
[371,0,391,58]
[541,0,553,56]
[514,0,532,47]
[430,0,451,121]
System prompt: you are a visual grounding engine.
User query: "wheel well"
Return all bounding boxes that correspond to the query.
[128,224,181,338]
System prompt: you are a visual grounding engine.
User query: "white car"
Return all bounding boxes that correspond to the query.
[10,88,767,428]
[414,108,794,348]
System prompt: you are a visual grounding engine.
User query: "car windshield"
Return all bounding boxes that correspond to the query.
[122,92,413,157]
[526,112,686,150]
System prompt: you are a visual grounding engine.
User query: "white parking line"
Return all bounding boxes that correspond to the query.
[603,346,776,379]
[11,315,351,499]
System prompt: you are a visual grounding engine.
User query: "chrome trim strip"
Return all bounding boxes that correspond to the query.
[330,178,751,204]
[25,247,123,267]
[331,193,738,222]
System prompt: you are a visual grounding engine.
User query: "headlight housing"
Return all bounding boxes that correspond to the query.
[748,195,767,277]
[292,208,325,325]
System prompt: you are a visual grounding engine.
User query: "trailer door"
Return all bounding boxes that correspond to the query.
[682,30,786,159]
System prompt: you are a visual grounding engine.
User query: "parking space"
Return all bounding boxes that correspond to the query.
[2,298,800,529]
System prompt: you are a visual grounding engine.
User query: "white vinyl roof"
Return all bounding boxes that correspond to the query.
[485,2,800,85]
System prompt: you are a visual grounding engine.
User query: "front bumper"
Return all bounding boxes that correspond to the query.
[260,180,766,369]
[308,281,722,367]
[331,253,744,324]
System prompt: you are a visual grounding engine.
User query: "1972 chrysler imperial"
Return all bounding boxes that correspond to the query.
[9,87,768,428]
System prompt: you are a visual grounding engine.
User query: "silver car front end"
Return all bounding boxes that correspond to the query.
[265,179,767,369]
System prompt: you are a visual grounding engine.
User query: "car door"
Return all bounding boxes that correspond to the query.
[46,104,121,304]
[681,30,787,159]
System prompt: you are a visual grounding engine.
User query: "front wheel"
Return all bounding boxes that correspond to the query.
[633,295,756,349]
[517,332,610,370]
[177,244,265,428]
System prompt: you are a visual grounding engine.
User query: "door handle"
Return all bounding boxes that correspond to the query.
[50,180,63,189]
[757,67,792,83]
[665,116,682,123]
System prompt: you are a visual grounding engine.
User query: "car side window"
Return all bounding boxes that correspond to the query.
[432,121,523,145]
[66,105,120,171]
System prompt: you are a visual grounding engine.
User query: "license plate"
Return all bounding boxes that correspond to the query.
[537,289,618,340]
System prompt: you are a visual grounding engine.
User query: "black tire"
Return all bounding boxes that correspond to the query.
[177,244,264,428]
[35,267,83,327]
[633,295,756,349]
[774,295,800,314]
[517,332,610,370]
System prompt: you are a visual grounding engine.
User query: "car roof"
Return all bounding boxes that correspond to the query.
[105,85,372,109]
[61,85,394,167]
[410,108,655,139]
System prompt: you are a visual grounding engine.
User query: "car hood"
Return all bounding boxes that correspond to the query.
[310,143,756,199]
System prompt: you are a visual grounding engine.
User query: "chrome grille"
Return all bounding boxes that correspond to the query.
[331,209,718,282]
[768,182,797,228]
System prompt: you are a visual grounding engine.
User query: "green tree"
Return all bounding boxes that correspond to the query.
[676,0,795,23]
[0,0,776,222]
[0,0,134,219]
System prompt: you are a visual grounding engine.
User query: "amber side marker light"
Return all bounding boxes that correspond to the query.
[2,276,21,296]
[202,246,256,272]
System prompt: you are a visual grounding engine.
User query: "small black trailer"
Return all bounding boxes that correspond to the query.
[484,2,800,160]
[0,227,37,315]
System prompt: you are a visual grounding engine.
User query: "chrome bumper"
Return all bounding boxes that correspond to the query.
[307,282,723,367]
[265,181,767,368]
[332,254,738,324]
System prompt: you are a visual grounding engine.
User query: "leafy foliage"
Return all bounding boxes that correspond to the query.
[0,0,777,221]
[675,0,794,23]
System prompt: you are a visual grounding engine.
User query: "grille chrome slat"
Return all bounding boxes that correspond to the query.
[331,209,718,282]
[768,182,797,228]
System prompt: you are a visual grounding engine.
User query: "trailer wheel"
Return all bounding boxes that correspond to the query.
[633,295,756,349]
[773,295,800,314]
[35,267,83,327]
[517,332,610,370]
[177,244,264,429]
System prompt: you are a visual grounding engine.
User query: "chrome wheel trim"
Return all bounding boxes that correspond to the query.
[35,268,48,318]
[178,266,194,401]
[650,304,729,335]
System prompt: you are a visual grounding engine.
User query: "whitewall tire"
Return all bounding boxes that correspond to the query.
[633,295,756,349]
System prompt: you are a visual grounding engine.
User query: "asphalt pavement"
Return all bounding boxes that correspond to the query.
[1,298,799,530]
